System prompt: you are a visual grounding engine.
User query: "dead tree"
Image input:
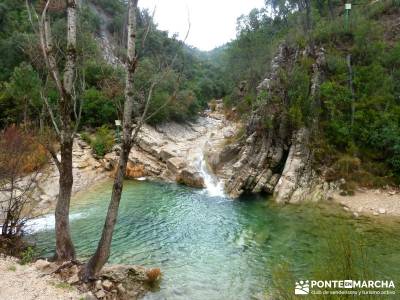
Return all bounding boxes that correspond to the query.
[26,0,82,261]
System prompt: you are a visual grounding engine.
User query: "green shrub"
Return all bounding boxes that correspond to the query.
[335,155,361,177]
[81,88,117,128]
[81,126,115,157]
[7,265,16,271]
[53,282,74,290]
[91,126,115,157]
[20,246,36,265]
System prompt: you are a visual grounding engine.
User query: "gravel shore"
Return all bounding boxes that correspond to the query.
[0,256,81,300]
[334,189,400,217]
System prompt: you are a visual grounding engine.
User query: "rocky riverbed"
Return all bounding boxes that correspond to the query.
[32,110,237,214]
[101,111,237,189]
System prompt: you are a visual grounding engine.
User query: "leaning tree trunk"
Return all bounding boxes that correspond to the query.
[82,0,139,280]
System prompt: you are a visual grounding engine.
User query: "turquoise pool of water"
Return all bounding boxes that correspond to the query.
[32,180,400,299]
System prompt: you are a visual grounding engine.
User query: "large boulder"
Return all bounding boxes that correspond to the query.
[99,264,161,300]
[176,168,205,188]
[205,143,241,172]
[126,162,146,178]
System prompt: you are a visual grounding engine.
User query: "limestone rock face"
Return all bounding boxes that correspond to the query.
[273,128,317,203]
[222,45,331,203]
[24,108,235,216]
[205,143,241,173]
[119,114,234,188]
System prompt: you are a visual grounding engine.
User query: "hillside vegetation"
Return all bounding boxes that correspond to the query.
[0,0,226,129]
[213,0,400,188]
[0,0,399,188]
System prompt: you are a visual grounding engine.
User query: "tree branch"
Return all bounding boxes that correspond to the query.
[41,90,60,137]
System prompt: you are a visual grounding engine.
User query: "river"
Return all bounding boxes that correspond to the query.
[30,179,400,299]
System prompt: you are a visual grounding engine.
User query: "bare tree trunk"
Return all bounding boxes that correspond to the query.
[31,0,79,261]
[82,0,139,280]
[82,144,131,279]
[55,136,75,260]
[52,0,78,262]
[23,97,28,132]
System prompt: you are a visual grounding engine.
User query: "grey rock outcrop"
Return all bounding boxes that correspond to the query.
[222,44,331,203]
[102,114,234,189]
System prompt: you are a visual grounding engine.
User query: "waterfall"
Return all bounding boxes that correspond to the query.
[197,153,225,197]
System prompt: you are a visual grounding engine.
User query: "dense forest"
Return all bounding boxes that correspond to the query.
[0,0,227,129]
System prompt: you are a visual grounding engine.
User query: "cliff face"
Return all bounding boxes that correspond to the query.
[219,44,333,202]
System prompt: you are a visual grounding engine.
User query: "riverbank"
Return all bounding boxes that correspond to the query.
[333,188,400,217]
[0,254,159,300]
[0,256,81,300]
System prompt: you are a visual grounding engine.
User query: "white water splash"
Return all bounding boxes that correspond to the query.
[25,212,85,234]
[197,154,225,197]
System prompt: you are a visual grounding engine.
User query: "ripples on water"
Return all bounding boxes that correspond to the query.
[32,180,400,299]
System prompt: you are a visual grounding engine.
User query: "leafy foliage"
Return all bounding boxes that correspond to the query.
[82,126,115,157]
[0,0,226,130]
[20,246,37,265]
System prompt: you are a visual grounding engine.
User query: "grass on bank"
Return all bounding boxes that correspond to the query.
[269,223,399,299]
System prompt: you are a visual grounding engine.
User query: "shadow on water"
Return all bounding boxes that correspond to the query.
[30,180,400,299]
